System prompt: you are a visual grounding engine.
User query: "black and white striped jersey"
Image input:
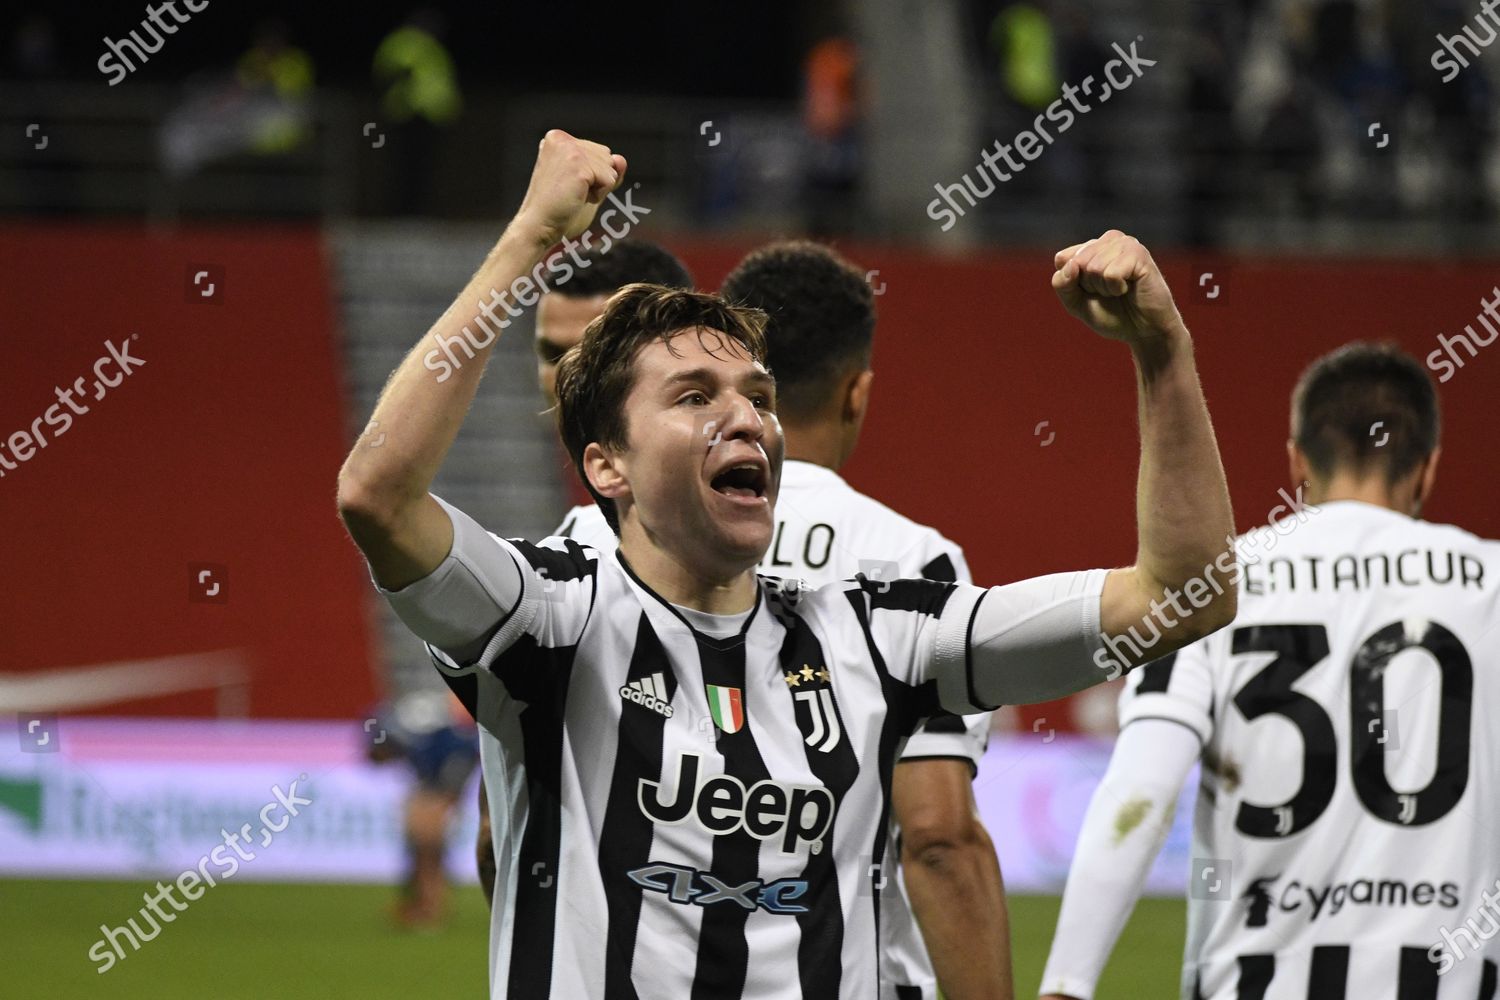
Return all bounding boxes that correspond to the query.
[382,497,1108,999]
[1122,502,1500,999]
[557,458,992,998]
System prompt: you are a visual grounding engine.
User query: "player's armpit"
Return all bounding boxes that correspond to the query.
[341,492,455,592]
[894,758,1014,1000]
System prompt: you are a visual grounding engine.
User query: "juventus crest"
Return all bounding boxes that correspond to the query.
[785,663,841,753]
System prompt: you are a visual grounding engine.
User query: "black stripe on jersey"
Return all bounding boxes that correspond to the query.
[895,987,923,1000]
[1306,945,1349,999]
[1397,945,1440,1000]
[1135,651,1178,694]
[1236,954,1275,1000]
[507,536,597,582]
[919,552,957,582]
[858,575,958,617]
[918,712,967,734]
[774,600,860,1000]
[490,633,579,997]
[598,614,678,1000]
[439,669,479,721]
[691,628,774,1000]
[1480,959,1497,1000]
[840,582,953,993]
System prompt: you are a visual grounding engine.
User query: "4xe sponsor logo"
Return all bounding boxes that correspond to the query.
[638,752,835,855]
[620,672,673,718]
[628,862,810,915]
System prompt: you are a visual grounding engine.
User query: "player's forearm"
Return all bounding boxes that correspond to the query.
[903,832,1014,1000]
[1038,721,1197,999]
[1111,328,1236,650]
[338,222,552,520]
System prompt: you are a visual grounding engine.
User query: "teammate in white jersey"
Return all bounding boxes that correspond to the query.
[562,240,1013,999]
[335,130,1238,998]
[1040,342,1500,1000]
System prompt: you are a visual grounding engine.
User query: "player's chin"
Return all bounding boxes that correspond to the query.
[705,506,773,567]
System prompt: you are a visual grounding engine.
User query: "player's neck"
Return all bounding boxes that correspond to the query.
[782,421,847,471]
[1306,476,1418,517]
[616,534,760,614]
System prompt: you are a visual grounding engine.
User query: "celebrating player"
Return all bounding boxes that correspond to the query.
[471,239,694,905]
[1039,343,1500,999]
[562,240,1015,1000]
[336,130,1236,998]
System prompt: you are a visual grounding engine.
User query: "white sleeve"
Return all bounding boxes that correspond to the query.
[1038,718,1200,1000]
[377,496,595,673]
[928,569,1109,713]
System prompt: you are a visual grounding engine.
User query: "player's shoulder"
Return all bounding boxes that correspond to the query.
[756,569,960,624]
[788,464,965,574]
[554,502,614,545]
[499,531,606,577]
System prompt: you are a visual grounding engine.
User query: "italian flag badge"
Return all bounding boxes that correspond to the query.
[705,684,745,734]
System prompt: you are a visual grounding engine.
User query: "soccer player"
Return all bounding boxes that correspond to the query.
[532,241,694,409]
[336,130,1236,998]
[1039,343,1500,999]
[473,239,694,905]
[364,688,479,927]
[562,240,1014,999]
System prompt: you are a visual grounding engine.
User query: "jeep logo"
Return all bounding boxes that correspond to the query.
[638,752,835,855]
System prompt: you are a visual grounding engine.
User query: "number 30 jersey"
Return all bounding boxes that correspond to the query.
[1120,500,1500,999]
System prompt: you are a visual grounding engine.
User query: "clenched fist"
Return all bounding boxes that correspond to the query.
[512,129,628,247]
[1052,230,1186,347]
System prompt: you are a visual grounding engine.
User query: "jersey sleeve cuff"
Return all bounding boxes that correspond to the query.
[932,584,990,713]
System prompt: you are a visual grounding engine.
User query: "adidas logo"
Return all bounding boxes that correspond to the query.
[619,673,674,718]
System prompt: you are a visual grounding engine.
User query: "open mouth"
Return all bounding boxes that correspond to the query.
[710,462,768,500]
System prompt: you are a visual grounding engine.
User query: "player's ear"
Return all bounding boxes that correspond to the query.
[1412,447,1441,514]
[584,442,630,501]
[845,369,874,425]
[1286,439,1311,494]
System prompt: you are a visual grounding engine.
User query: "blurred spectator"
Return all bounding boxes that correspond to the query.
[159,22,314,178]
[235,20,314,155]
[801,33,862,236]
[987,2,1058,111]
[373,9,462,215]
[1054,1,1113,205]
[1256,73,1326,217]
[1183,10,1243,246]
[365,688,479,929]
[1390,0,1495,219]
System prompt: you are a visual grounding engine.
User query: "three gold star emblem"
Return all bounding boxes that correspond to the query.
[784,664,831,686]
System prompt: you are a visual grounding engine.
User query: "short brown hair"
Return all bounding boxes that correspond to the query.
[553,283,769,534]
[1290,341,1440,484]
